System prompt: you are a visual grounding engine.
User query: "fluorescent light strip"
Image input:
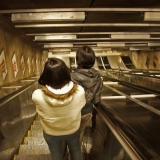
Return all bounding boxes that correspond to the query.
[50,52,70,54]
[105,85,160,116]
[103,82,118,85]
[97,43,125,47]
[44,44,73,48]
[92,47,112,51]
[48,52,71,58]
[95,52,121,56]
[35,35,77,40]
[130,94,156,98]
[21,80,35,82]
[134,73,143,74]
[148,42,160,46]
[111,34,150,39]
[101,96,126,99]
[125,43,147,47]
[12,12,85,22]
[49,49,71,52]
[66,51,121,56]
[2,86,22,88]
[129,47,150,50]
[150,38,160,39]
[77,38,111,40]
[144,12,160,21]
[15,23,160,28]
[35,37,111,41]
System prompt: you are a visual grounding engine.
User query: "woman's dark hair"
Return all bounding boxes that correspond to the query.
[76,45,95,69]
[38,58,71,89]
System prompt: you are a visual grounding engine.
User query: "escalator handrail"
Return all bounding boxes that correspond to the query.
[95,102,160,160]
[0,80,38,107]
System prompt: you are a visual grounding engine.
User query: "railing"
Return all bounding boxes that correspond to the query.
[95,102,160,160]
[0,79,39,160]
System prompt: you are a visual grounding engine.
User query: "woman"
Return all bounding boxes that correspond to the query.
[32,58,86,160]
[71,45,103,144]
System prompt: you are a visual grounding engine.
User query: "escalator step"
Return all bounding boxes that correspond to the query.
[33,120,41,125]
[31,125,43,131]
[14,154,51,160]
[19,145,50,155]
[28,130,43,137]
[24,137,47,145]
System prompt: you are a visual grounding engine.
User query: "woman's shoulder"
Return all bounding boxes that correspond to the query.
[32,89,43,99]
[32,88,42,94]
[76,84,85,92]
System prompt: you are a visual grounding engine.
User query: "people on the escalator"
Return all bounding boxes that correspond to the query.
[32,58,86,160]
[71,45,103,146]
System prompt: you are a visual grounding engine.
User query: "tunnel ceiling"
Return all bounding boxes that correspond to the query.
[1,0,160,53]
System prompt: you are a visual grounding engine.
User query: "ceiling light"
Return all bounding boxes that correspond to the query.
[76,38,110,40]
[125,43,147,47]
[48,52,71,58]
[144,12,160,21]
[68,51,121,56]
[134,73,143,74]
[148,42,160,46]
[48,52,77,58]
[50,52,70,54]
[91,47,112,51]
[49,49,71,52]
[11,12,85,22]
[129,47,150,50]
[111,34,150,39]
[97,43,125,47]
[44,44,73,48]
[95,51,121,56]
[35,35,77,40]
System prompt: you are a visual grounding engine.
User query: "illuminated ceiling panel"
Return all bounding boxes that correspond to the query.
[111,34,150,39]
[11,12,85,22]
[35,35,77,40]
[44,44,73,48]
[144,12,160,21]
[97,43,125,47]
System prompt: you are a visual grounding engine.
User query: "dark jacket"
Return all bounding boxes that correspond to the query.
[71,68,103,115]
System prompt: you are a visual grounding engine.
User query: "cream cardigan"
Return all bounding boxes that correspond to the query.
[32,83,86,136]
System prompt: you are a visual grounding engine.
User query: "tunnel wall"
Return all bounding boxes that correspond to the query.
[0,27,47,87]
[125,51,160,70]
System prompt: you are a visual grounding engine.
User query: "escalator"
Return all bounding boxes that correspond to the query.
[98,80,160,159]
[14,116,51,160]
[1,73,160,160]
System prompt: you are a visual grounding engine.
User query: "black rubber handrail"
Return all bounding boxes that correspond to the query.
[96,101,160,160]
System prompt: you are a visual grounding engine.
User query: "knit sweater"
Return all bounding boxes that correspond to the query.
[32,82,86,136]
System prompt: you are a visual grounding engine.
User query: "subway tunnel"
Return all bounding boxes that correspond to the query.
[0,1,160,160]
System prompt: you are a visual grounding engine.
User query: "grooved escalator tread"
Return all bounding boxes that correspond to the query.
[19,144,50,155]
[14,154,52,160]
